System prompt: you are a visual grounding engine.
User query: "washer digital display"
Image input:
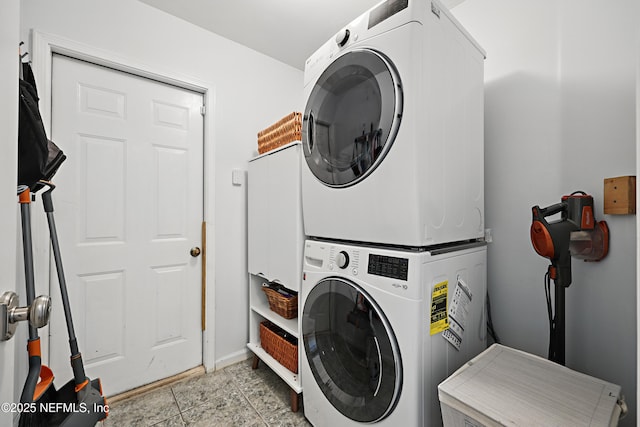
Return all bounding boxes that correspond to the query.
[368,254,409,281]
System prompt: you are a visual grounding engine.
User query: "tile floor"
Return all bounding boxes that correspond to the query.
[102,359,311,427]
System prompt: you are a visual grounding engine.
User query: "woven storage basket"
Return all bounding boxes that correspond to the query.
[262,287,298,319]
[260,321,298,373]
[257,112,302,154]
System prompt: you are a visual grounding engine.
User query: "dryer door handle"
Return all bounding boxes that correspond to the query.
[307,110,316,153]
[372,335,383,396]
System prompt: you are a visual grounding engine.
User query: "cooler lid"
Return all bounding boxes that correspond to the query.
[438,344,622,426]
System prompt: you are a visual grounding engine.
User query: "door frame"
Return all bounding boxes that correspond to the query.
[1,3,19,426]
[636,42,639,425]
[30,30,217,372]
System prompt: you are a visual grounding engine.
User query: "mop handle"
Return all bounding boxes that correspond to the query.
[18,187,37,341]
[41,182,87,386]
[18,187,42,404]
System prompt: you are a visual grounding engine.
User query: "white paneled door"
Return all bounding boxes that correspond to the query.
[50,54,204,396]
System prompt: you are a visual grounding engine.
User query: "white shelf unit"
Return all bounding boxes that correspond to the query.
[249,277,299,336]
[247,275,301,393]
[246,142,304,410]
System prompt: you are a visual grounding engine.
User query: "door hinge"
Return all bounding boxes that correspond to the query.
[200,105,206,116]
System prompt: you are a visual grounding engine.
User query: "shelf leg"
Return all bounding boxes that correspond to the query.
[251,354,260,370]
[290,389,299,412]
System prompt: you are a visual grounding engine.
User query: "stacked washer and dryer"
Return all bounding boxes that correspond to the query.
[298,0,487,426]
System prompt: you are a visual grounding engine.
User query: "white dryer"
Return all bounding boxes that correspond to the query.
[301,0,486,247]
[301,239,487,426]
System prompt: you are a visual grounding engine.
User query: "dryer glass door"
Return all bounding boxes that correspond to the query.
[302,277,402,422]
[302,49,402,187]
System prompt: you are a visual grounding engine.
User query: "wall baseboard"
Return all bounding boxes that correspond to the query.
[107,366,205,404]
[214,348,251,372]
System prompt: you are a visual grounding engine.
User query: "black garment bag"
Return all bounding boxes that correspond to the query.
[18,60,66,191]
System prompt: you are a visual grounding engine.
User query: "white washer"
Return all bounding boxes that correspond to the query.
[301,0,486,247]
[301,239,487,426]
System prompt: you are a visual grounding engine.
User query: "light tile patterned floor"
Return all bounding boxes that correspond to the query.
[101,359,311,427]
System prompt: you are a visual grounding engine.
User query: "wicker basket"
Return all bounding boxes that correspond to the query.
[257,112,302,154]
[259,321,298,373]
[262,286,298,319]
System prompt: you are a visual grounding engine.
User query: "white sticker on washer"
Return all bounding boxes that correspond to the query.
[443,278,472,351]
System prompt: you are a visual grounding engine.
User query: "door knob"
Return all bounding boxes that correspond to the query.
[190,247,201,257]
[1,291,51,341]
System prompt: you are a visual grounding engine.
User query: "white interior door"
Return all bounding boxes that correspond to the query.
[49,54,204,396]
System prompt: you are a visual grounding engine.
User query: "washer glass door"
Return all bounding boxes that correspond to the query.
[302,49,403,187]
[302,277,402,422]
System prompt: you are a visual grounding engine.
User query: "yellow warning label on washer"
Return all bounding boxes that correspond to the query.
[430,280,449,335]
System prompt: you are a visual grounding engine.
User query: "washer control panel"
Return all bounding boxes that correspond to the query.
[367,254,409,281]
[329,246,360,275]
[305,240,425,300]
[335,251,350,269]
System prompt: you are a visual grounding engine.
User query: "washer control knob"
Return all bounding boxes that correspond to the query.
[336,251,350,269]
[335,29,350,47]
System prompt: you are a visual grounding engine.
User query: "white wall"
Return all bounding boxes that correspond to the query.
[453,1,638,425]
[0,2,19,425]
[558,0,637,410]
[20,0,303,372]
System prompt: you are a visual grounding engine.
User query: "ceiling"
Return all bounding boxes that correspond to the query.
[139,0,464,70]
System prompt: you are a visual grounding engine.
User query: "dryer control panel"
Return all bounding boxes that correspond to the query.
[368,0,409,29]
[329,246,360,275]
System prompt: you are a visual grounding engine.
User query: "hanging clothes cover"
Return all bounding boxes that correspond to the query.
[18,60,66,191]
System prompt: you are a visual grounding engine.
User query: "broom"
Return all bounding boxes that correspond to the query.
[17,186,57,427]
[40,182,108,426]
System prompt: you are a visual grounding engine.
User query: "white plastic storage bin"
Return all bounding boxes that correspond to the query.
[438,344,624,427]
